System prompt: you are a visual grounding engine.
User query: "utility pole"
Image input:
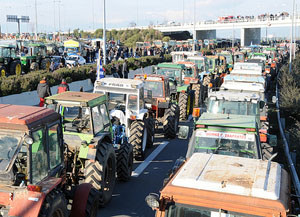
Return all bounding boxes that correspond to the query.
[34,0,38,40]
[193,0,196,51]
[103,0,107,65]
[289,0,295,72]
[58,0,61,40]
[182,0,184,24]
[53,0,56,36]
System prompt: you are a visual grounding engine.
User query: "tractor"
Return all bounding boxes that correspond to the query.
[45,91,133,206]
[94,78,155,160]
[154,63,196,120]
[134,74,180,139]
[206,55,227,74]
[0,104,99,217]
[0,44,22,77]
[21,43,51,72]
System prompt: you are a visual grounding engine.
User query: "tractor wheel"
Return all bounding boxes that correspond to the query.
[10,60,22,76]
[163,107,178,139]
[30,62,39,71]
[38,190,68,217]
[178,92,188,120]
[85,188,99,217]
[145,117,155,148]
[117,142,133,182]
[41,58,51,70]
[84,142,116,206]
[193,84,201,107]
[261,143,273,160]
[129,121,147,160]
[0,66,7,77]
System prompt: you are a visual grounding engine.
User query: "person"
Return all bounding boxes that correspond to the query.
[122,59,129,79]
[57,79,70,94]
[37,77,51,107]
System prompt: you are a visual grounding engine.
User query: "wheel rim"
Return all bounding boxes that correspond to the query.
[1,69,6,77]
[16,64,21,75]
[142,129,147,152]
[104,155,114,191]
[51,209,64,217]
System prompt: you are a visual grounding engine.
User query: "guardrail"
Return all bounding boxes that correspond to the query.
[276,68,300,205]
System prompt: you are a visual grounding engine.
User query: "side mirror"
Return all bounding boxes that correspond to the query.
[259,101,265,109]
[178,126,189,139]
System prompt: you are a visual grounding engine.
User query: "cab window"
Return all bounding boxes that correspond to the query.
[31,129,48,184]
[48,124,62,169]
[92,106,104,134]
[100,104,110,131]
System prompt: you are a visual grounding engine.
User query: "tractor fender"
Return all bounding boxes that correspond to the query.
[8,177,62,217]
[136,109,149,121]
[110,109,126,125]
[70,183,93,217]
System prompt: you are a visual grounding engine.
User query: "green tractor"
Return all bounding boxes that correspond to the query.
[154,63,195,120]
[21,43,51,72]
[0,44,22,77]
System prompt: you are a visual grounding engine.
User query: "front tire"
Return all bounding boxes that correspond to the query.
[10,60,22,76]
[84,142,116,206]
[163,104,179,139]
[145,117,155,148]
[38,190,68,217]
[0,66,7,77]
[85,188,99,217]
[129,121,147,160]
[117,142,133,181]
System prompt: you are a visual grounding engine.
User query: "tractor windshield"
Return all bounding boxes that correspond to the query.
[190,129,258,159]
[166,204,260,217]
[0,47,12,58]
[0,133,22,171]
[144,81,164,98]
[207,99,259,116]
[32,46,46,56]
[157,68,181,79]
[183,68,194,78]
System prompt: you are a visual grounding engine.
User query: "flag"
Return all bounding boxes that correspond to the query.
[96,51,105,80]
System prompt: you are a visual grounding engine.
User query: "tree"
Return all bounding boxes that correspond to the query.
[162,36,171,42]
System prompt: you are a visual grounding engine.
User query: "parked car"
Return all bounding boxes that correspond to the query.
[65,54,86,67]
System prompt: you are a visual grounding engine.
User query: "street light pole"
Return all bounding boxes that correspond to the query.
[103,0,107,65]
[34,0,38,40]
[193,0,196,51]
[289,0,295,72]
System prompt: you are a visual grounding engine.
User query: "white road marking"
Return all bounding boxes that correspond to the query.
[132,141,169,177]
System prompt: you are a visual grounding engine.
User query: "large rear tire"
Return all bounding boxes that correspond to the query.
[10,60,22,76]
[41,58,51,70]
[38,190,68,217]
[163,104,179,139]
[179,92,188,120]
[145,117,155,148]
[129,121,147,160]
[85,188,99,217]
[84,142,116,206]
[193,84,201,107]
[117,142,133,181]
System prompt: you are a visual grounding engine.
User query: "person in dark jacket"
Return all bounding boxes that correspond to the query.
[37,77,51,107]
[122,59,129,79]
[57,79,70,94]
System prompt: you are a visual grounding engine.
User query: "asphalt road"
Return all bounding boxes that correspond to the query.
[97,120,193,217]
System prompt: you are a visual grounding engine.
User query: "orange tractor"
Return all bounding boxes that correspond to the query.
[0,104,98,217]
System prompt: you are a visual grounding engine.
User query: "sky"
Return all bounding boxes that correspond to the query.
[0,0,296,38]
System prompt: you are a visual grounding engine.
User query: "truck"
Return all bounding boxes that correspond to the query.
[146,153,290,217]
[0,104,98,217]
[45,91,133,206]
[93,78,154,160]
[0,44,22,77]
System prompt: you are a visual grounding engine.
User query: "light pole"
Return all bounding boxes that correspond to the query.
[289,0,295,73]
[193,0,196,51]
[182,0,184,24]
[53,0,56,36]
[34,0,38,40]
[103,0,107,65]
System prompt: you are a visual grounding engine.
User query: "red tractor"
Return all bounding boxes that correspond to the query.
[0,104,98,217]
[134,74,179,138]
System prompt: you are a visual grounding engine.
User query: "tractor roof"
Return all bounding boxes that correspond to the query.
[187,56,206,60]
[0,104,59,131]
[134,74,167,82]
[170,153,282,201]
[224,75,265,84]
[177,61,196,68]
[0,44,15,48]
[209,89,261,101]
[94,78,144,90]
[45,91,106,108]
[222,80,265,93]
[196,112,256,129]
[157,63,186,69]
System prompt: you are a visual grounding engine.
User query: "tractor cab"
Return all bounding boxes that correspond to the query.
[0,44,22,77]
